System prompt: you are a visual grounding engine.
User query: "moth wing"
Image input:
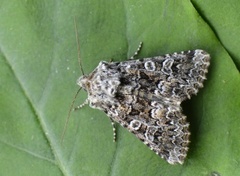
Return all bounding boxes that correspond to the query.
[116,98,190,164]
[154,50,210,101]
[120,49,210,102]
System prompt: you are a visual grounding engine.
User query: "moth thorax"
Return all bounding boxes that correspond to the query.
[91,75,120,97]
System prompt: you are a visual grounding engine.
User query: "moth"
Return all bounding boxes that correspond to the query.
[63,21,210,165]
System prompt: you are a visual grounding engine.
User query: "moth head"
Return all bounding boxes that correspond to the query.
[77,75,90,91]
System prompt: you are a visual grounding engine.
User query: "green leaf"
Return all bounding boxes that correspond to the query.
[0,0,239,176]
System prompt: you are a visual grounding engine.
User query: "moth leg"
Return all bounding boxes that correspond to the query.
[74,99,88,111]
[129,42,143,60]
[110,118,117,142]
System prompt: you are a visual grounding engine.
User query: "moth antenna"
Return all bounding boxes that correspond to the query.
[74,16,85,75]
[61,87,82,144]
